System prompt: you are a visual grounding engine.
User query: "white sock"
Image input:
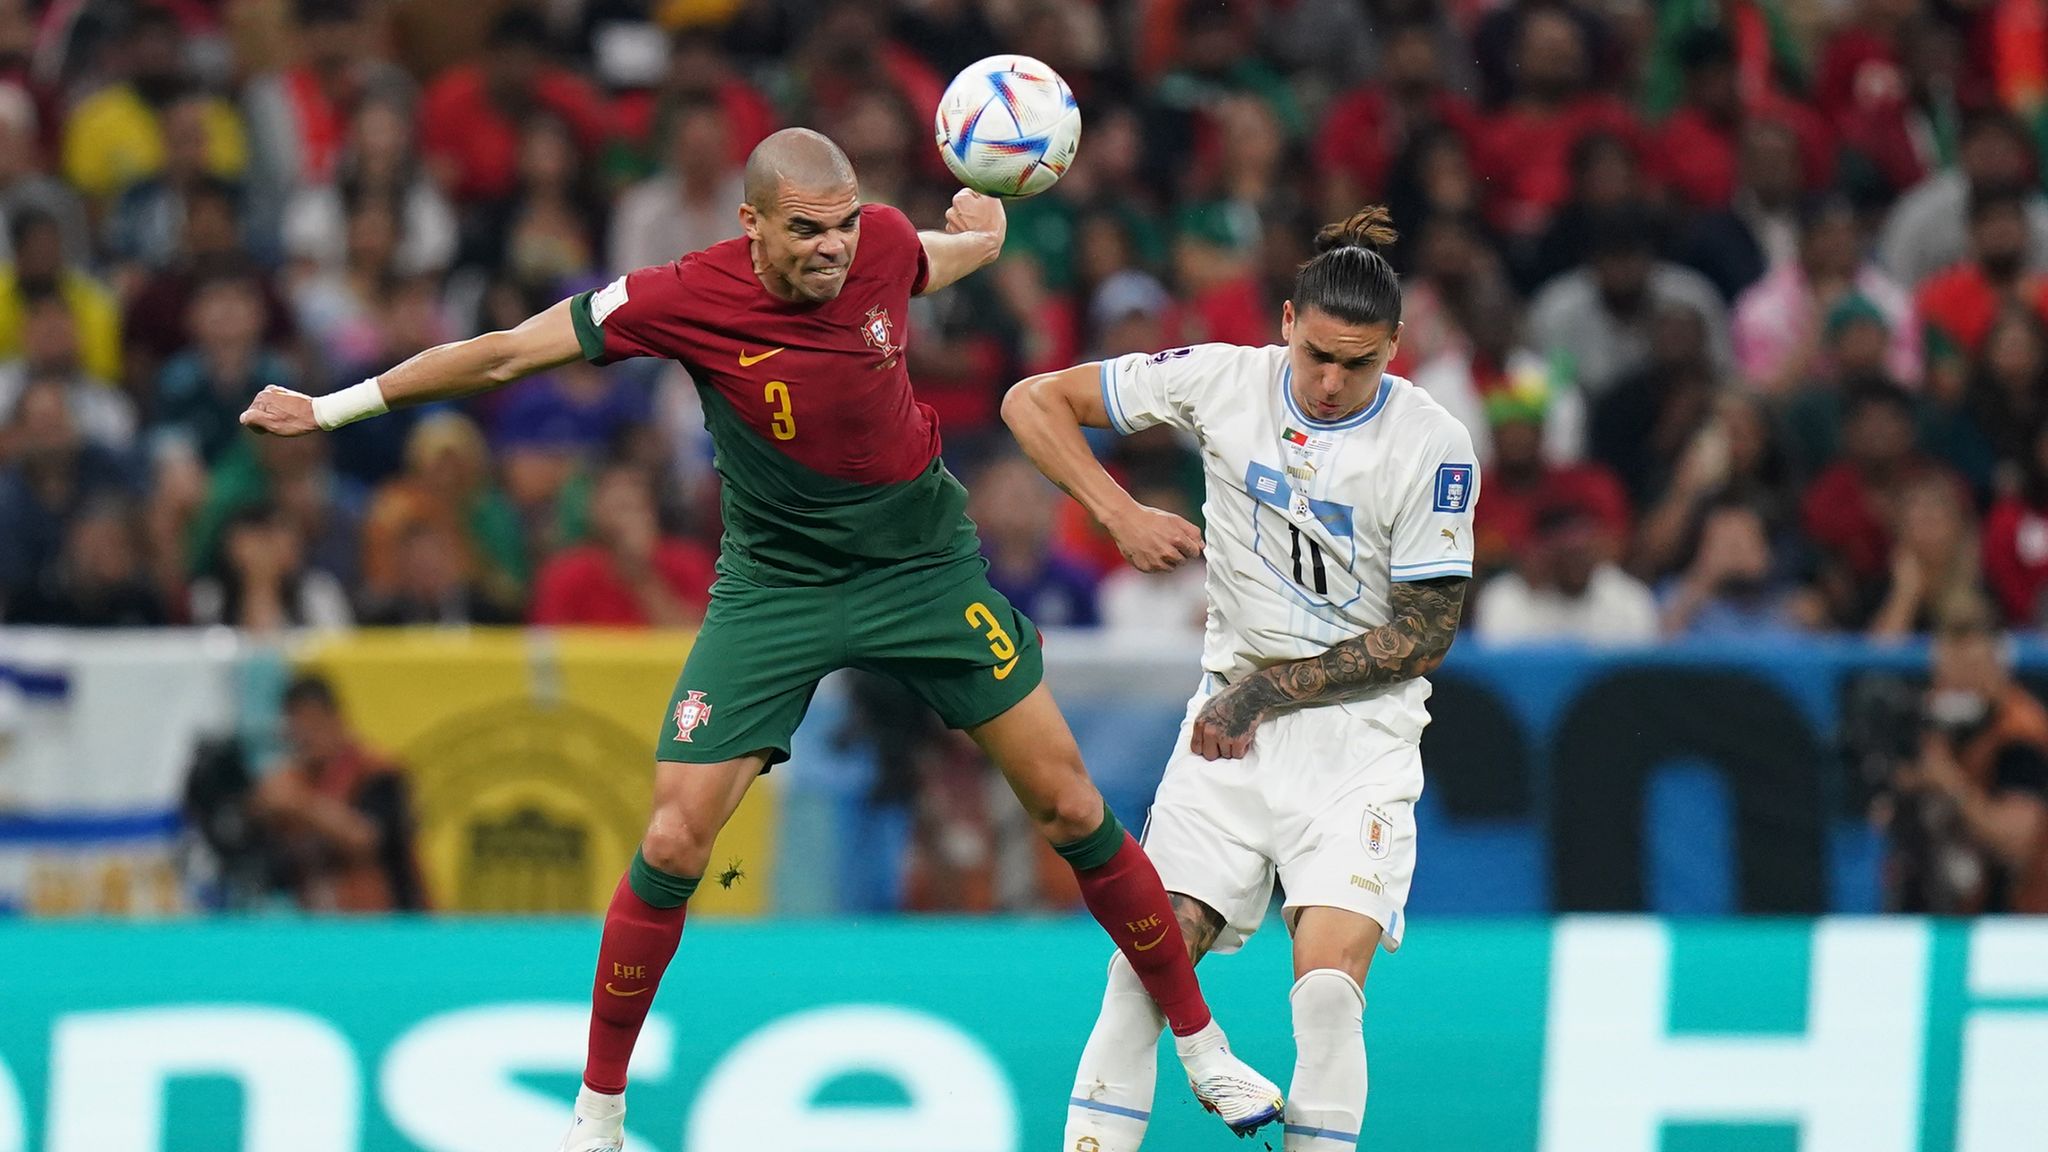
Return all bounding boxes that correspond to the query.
[1066,952,1165,1152]
[1283,969,1367,1150]
[573,1085,625,1122]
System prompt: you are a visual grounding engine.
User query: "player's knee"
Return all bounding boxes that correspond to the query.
[640,801,720,877]
[1033,779,1108,844]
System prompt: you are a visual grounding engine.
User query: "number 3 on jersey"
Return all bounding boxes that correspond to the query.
[764,380,796,440]
[965,602,1020,680]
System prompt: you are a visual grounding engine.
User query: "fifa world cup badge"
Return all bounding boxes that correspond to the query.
[672,691,713,742]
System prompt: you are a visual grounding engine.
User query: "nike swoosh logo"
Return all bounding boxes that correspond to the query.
[738,347,785,367]
[604,983,649,997]
[1132,927,1172,952]
[993,655,1020,680]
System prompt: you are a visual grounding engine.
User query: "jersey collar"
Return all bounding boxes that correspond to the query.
[1281,365,1392,431]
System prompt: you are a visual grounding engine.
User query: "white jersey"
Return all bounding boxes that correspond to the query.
[1100,343,1479,742]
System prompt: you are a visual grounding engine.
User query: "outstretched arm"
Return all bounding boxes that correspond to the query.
[240,298,585,436]
[1002,363,1204,572]
[1189,577,1469,760]
[918,189,1006,295]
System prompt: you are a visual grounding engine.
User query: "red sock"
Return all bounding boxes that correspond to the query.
[1070,833,1213,1036]
[583,873,688,1094]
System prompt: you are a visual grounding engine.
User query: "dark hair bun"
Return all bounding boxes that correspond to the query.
[1313,205,1398,254]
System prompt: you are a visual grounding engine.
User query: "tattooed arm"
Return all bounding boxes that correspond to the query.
[1189,576,1469,760]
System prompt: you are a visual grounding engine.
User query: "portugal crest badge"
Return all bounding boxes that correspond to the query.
[861,305,903,365]
[672,691,713,742]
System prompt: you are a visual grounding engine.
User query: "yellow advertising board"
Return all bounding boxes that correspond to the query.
[299,629,772,916]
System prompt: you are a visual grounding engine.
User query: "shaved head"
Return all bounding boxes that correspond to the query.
[744,128,857,208]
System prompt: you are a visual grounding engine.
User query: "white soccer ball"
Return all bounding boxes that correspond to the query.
[934,54,1082,199]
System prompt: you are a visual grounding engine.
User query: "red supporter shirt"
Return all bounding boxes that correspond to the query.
[1801,459,1968,580]
[418,67,611,202]
[530,540,717,626]
[1313,89,1480,202]
[1474,95,1642,236]
[1915,264,2048,358]
[1473,464,1634,569]
[1983,498,2048,625]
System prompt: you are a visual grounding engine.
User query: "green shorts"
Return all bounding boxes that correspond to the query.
[656,554,1045,765]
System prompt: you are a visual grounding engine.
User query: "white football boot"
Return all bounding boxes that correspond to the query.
[558,1086,625,1152]
[1175,1020,1285,1137]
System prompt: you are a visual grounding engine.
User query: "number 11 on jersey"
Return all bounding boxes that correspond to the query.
[764,380,796,440]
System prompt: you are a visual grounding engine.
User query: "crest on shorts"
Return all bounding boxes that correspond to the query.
[1362,804,1394,861]
[862,305,903,365]
[672,691,713,742]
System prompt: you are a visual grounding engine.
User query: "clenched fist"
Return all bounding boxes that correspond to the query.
[239,386,319,437]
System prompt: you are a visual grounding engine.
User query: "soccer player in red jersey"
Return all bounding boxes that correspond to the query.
[240,129,1284,1148]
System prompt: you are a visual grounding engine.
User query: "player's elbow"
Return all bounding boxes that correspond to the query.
[1000,374,1050,433]
[477,331,527,385]
[1412,633,1457,679]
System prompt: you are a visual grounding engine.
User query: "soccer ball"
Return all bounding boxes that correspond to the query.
[934,55,1082,199]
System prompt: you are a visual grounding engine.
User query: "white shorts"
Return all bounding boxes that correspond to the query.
[1140,680,1424,955]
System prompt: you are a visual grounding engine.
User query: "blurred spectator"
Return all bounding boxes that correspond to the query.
[1815,3,1981,200]
[1733,196,1918,396]
[1473,501,1659,644]
[1878,596,2048,914]
[1657,27,1748,211]
[416,10,607,205]
[1659,497,1818,639]
[123,181,297,402]
[970,454,1099,628]
[491,362,651,460]
[188,432,365,587]
[1677,118,1807,303]
[252,674,426,912]
[1633,390,1801,580]
[0,378,136,615]
[1983,422,2048,627]
[1527,204,1731,401]
[1869,473,1983,639]
[360,521,518,626]
[1389,211,1510,382]
[1916,185,2048,365]
[1098,480,1206,639]
[1518,130,1650,308]
[1471,5,1640,240]
[1590,304,1720,507]
[61,10,245,206]
[281,95,457,278]
[1312,16,1479,219]
[189,501,352,631]
[1958,311,2048,492]
[1382,129,1487,272]
[0,293,135,454]
[5,494,167,626]
[0,208,121,384]
[605,31,777,188]
[360,412,527,621]
[1803,382,1972,628]
[1152,5,1305,144]
[105,89,240,277]
[1879,112,2048,288]
[783,0,945,131]
[241,0,413,196]
[291,193,400,370]
[1780,303,1904,479]
[529,462,714,628]
[0,83,89,266]
[1472,354,1631,574]
[153,271,295,465]
[465,114,603,295]
[608,96,742,275]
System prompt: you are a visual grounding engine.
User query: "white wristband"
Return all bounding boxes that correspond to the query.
[310,378,389,431]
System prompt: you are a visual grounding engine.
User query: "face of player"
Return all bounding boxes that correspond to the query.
[1281,302,1401,423]
[740,178,862,303]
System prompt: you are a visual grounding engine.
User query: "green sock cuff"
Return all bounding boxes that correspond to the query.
[628,850,699,908]
[1053,804,1126,871]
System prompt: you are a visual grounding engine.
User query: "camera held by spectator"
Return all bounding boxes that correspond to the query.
[1868,596,2048,914]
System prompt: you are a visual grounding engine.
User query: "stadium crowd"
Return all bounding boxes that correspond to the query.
[6,0,2048,643]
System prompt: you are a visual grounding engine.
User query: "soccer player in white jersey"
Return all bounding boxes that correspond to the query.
[1003,206,1477,1151]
